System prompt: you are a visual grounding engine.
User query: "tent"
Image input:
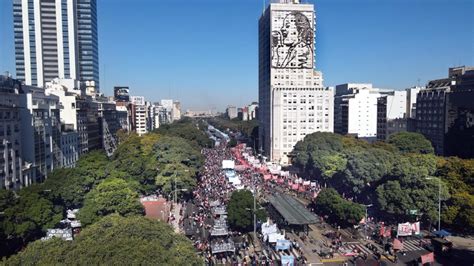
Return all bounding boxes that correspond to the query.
[434,229,451,238]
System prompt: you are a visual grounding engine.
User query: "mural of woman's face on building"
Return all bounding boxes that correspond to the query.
[281,13,299,46]
[271,11,313,69]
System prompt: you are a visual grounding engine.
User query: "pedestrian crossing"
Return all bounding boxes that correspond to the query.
[231,246,300,264]
[400,239,426,252]
[343,239,426,257]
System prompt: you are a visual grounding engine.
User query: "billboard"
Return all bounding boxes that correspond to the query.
[114,86,130,102]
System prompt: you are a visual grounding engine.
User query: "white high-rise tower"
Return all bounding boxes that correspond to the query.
[258,0,333,164]
[13,0,99,89]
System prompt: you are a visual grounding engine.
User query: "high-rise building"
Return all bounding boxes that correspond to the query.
[13,0,99,89]
[376,90,407,140]
[0,76,25,189]
[172,101,181,121]
[130,96,147,136]
[258,0,332,164]
[334,83,384,140]
[19,85,61,182]
[226,106,237,119]
[416,66,474,157]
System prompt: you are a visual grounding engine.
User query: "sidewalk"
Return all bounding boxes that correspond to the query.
[169,202,182,233]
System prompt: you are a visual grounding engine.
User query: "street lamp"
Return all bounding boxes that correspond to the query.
[245,173,264,238]
[168,188,188,205]
[426,177,441,231]
[364,204,373,240]
[172,169,190,205]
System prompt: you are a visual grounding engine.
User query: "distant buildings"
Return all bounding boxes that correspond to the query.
[376,90,408,140]
[13,0,100,89]
[334,84,383,141]
[258,0,331,164]
[226,106,238,120]
[0,76,27,189]
[19,85,61,182]
[416,66,474,157]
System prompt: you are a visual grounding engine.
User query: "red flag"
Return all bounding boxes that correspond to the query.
[421,252,434,264]
[379,226,385,237]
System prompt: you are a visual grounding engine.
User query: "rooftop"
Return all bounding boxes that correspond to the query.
[268,193,319,225]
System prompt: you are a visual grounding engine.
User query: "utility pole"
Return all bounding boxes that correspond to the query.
[438,177,441,231]
[174,171,177,205]
[253,173,257,238]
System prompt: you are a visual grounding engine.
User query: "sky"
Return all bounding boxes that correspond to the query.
[1,0,473,111]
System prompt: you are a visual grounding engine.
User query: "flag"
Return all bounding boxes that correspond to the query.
[421,252,434,264]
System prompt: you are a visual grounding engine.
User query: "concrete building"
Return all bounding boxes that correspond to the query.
[416,66,474,157]
[258,0,332,164]
[172,101,181,121]
[445,67,474,158]
[76,98,100,154]
[130,96,147,136]
[0,76,26,189]
[13,0,99,89]
[377,90,408,140]
[247,102,259,120]
[116,103,130,131]
[160,99,173,112]
[97,99,118,156]
[334,84,383,140]
[226,106,238,119]
[19,85,61,182]
[60,130,78,168]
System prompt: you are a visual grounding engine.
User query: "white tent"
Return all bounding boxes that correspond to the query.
[222,160,235,169]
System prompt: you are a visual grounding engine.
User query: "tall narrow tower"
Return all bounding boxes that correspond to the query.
[258,0,333,164]
[13,0,99,90]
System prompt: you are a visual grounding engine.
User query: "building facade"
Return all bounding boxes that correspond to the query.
[226,106,237,119]
[13,0,99,89]
[19,85,61,182]
[377,90,408,140]
[0,76,25,189]
[416,66,474,157]
[334,84,382,140]
[258,0,332,164]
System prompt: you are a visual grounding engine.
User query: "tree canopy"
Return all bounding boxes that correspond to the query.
[4,215,201,265]
[1,119,208,258]
[293,131,473,231]
[314,188,365,226]
[227,189,266,232]
[388,131,435,154]
[77,178,144,226]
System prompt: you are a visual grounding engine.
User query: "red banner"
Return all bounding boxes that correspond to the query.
[421,252,434,264]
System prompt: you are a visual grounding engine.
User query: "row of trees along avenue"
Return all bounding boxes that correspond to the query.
[293,131,474,232]
[0,118,210,264]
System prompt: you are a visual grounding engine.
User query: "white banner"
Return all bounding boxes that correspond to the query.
[397,222,421,236]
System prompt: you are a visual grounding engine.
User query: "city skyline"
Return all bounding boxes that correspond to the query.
[1,0,473,110]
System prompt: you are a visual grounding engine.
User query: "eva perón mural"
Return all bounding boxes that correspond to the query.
[271,10,314,69]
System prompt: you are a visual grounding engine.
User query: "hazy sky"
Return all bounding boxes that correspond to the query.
[1,0,473,111]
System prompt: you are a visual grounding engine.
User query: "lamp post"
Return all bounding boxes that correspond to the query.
[246,174,264,238]
[426,177,441,231]
[364,204,373,239]
[168,188,188,205]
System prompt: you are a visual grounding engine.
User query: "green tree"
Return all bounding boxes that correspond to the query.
[314,188,364,226]
[1,187,62,245]
[77,178,144,226]
[4,215,201,265]
[388,131,435,154]
[227,190,266,232]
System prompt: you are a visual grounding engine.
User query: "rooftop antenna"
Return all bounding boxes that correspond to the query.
[417,78,420,87]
